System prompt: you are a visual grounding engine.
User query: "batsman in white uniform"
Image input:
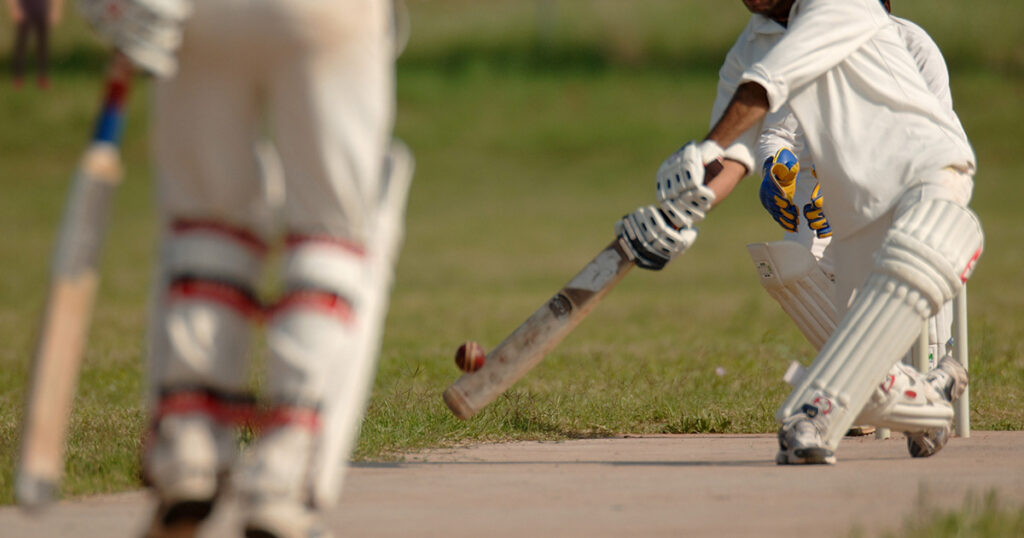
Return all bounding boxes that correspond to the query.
[617,0,981,464]
[79,1,410,536]
[753,0,963,368]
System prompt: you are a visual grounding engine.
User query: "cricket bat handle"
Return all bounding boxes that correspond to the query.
[443,238,635,420]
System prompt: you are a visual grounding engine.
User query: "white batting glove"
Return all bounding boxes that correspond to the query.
[656,140,754,229]
[78,0,192,77]
[655,141,723,229]
[616,205,698,271]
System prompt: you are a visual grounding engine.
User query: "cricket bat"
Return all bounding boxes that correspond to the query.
[443,237,636,420]
[16,55,134,509]
[442,160,725,420]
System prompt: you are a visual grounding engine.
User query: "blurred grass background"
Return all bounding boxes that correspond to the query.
[0,0,1021,512]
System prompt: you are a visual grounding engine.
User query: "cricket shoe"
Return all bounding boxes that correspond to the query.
[242,496,334,538]
[141,414,236,538]
[925,355,969,403]
[776,405,835,465]
[906,356,968,458]
[142,498,216,538]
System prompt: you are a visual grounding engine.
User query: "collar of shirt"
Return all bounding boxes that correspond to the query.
[749,14,787,39]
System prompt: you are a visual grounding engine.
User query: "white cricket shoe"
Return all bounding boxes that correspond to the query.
[234,423,334,538]
[926,355,969,403]
[142,414,236,538]
[776,405,836,465]
[242,497,334,538]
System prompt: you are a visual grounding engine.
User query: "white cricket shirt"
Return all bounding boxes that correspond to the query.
[715,0,975,237]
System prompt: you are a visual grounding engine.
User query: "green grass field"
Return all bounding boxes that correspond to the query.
[1,3,1022,528]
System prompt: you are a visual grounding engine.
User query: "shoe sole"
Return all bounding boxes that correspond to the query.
[776,447,836,465]
[144,500,214,538]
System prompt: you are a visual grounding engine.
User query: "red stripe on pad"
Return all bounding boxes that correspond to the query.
[268,290,355,325]
[286,233,366,257]
[169,279,263,319]
[156,391,260,428]
[259,406,322,433]
[172,219,268,255]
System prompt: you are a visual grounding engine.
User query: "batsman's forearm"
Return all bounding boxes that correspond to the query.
[708,160,748,207]
[706,82,769,148]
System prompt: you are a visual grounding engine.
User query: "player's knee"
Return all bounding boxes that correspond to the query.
[874,199,982,315]
[159,220,266,385]
[265,235,369,404]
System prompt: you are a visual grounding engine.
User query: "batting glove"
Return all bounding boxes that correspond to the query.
[616,205,698,271]
[758,147,800,233]
[804,182,833,238]
[78,0,192,77]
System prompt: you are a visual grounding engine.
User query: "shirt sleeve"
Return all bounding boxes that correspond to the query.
[740,0,889,112]
[896,18,954,110]
[757,107,803,169]
[709,34,760,171]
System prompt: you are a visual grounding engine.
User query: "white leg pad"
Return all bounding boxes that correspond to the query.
[777,199,982,449]
[748,241,839,350]
[856,363,953,431]
[783,361,953,432]
[150,223,265,395]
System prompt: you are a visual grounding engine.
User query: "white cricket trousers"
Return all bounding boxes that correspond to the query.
[144,0,398,508]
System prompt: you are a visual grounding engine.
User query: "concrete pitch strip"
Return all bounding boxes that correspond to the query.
[2,431,1023,537]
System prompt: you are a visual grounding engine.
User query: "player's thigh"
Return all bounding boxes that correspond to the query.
[831,212,893,316]
[153,45,264,230]
[268,0,396,241]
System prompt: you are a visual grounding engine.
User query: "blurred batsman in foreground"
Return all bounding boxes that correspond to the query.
[80,0,411,536]
[748,0,965,437]
[617,0,981,464]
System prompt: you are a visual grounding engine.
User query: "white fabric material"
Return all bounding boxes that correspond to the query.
[892,16,954,112]
[856,363,953,431]
[165,227,263,286]
[79,0,193,76]
[716,0,975,238]
[876,199,983,313]
[618,205,699,264]
[655,141,720,228]
[310,140,414,507]
[747,241,838,350]
[149,228,261,395]
[146,414,236,501]
[154,0,395,241]
[782,360,955,432]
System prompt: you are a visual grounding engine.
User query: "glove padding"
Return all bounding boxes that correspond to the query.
[655,141,721,229]
[758,147,800,233]
[616,205,698,271]
[803,182,833,238]
[78,0,192,77]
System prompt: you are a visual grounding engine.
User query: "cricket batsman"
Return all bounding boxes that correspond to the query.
[617,0,981,464]
[79,0,410,536]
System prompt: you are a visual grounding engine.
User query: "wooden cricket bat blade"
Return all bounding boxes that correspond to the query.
[16,146,124,510]
[443,237,635,419]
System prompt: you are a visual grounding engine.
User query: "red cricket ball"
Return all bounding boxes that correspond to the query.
[455,341,486,373]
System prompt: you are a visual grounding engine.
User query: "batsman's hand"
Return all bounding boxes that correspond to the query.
[655,141,721,229]
[803,182,833,238]
[78,0,192,77]
[616,205,698,271]
[758,147,800,233]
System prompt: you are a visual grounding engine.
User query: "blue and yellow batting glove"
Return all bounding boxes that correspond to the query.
[758,147,800,232]
[804,182,833,238]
